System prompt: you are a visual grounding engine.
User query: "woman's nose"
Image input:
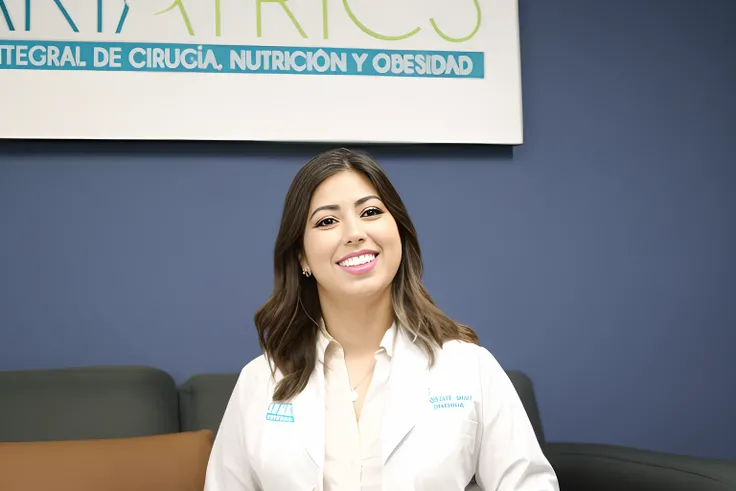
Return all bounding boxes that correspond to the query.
[342,219,366,245]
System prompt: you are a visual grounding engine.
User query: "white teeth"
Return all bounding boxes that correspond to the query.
[339,254,376,267]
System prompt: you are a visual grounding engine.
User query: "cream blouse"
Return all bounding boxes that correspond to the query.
[316,323,397,491]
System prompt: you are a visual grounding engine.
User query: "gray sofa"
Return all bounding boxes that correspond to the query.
[1,365,734,491]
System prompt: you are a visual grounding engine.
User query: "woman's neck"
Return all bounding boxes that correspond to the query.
[318,288,394,359]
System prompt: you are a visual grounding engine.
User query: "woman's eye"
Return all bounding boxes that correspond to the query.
[362,207,383,217]
[316,217,336,227]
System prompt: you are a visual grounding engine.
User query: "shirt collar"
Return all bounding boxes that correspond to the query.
[316,319,399,363]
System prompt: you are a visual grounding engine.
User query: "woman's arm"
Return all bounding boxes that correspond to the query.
[474,348,559,491]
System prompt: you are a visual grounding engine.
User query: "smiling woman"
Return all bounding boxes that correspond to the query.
[203,148,559,491]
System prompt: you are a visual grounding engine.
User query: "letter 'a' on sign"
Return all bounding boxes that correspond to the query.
[0,0,523,145]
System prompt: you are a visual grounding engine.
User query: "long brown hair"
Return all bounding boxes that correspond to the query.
[254,148,478,401]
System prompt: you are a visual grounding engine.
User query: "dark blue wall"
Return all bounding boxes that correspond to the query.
[1,0,734,460]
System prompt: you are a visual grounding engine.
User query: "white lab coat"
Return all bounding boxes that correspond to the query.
[204,327,559,491]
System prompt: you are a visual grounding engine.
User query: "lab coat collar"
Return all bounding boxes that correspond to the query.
[381,323,427,464]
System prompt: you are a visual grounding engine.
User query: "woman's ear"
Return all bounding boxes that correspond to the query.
[299,253,311,277]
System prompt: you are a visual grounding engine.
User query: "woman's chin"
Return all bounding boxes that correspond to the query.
[336,278,392,301]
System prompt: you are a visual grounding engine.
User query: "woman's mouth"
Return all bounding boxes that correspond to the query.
[337,253,379,275]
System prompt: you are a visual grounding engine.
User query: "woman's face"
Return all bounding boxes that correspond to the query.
[301,170,402,302]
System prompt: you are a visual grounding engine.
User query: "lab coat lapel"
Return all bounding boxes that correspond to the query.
[292,364,325,470]
[382,327,429,464]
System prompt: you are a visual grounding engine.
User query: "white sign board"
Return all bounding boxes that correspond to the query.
[0,0,522,144]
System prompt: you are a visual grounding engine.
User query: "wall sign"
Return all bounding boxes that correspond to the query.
[0,0,523,144]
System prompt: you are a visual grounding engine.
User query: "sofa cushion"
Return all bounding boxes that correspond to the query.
[0,365,179,441]
[545,442,736,491]
[179,373,238,435]
[506,370,546,445]
[0,429,213,491]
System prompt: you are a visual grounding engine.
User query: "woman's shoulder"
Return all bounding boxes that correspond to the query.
[231,354,277,395]
[439,338,493,359]
[436,338,506,377]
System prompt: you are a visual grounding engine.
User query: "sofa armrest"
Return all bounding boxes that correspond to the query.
[545,442,736,491]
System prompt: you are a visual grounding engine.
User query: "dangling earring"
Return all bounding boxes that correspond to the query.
[302,268,311,278]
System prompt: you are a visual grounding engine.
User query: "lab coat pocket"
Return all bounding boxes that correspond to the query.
[412,414,478,480]
[454,417,479,438]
